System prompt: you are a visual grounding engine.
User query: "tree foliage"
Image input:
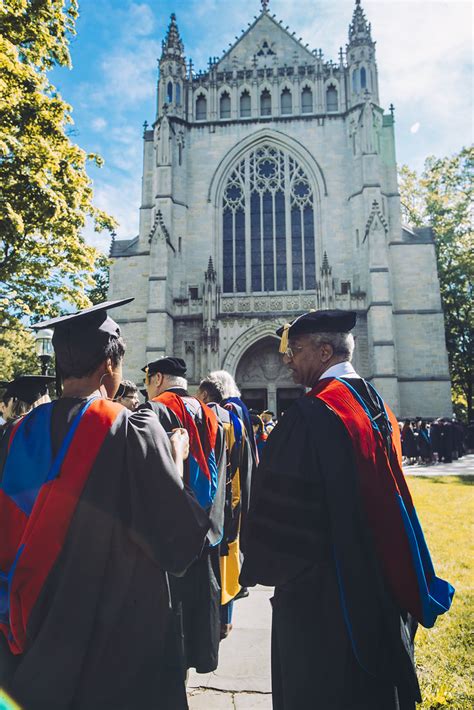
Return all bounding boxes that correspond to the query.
[0,0,116,324]
[0,319,39,379]
[87,252,110,305]
[399,147,474,421]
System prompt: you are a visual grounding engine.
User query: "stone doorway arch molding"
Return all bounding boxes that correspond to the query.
[221,320,282,377]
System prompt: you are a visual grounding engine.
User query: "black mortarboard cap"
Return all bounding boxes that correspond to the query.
[33,299,133,375]
[262,410,275,416]
[0,375,55,405]
[277,310,356,353]
[142,357,187,377]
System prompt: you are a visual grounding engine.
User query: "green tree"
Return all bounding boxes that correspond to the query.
[0,319,39,380]
[0,0,116,324]
[87,252,110,305]
[399,147,474,421]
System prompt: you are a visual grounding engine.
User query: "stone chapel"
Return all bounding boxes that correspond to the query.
[109,0,452,418]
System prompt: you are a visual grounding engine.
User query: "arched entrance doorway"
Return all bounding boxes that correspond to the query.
[235,336,303,416]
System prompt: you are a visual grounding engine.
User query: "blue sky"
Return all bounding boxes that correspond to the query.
[50,0,473,253]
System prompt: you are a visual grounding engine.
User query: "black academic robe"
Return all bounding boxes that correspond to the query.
[240,380,420,710]
[143,389,227,674]
[0,398,209,710]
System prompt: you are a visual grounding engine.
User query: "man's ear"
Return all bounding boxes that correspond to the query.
[320,342,334,363]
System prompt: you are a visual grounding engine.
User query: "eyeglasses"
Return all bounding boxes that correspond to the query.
[283,344,304,359]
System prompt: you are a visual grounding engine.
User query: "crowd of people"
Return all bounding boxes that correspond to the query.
[400,417,468,465]
[0,300,456,710]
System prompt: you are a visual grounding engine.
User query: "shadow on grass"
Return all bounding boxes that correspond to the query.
[414,475,474,486]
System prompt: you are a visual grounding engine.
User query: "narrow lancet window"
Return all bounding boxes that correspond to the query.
[196,94,207,121]
[240,91,251,118]
[301,87,313,113]
[260,89,272,116]
[280,89,292,115]
[220,92,231,119]
[326,85,338,112]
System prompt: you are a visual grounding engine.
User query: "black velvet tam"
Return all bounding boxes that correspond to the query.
[276,309,357,338]
[142,357,187,377]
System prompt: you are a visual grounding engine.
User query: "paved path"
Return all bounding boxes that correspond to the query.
[187,455,473,709]
[403,453,473,477]
[188,586,272,709]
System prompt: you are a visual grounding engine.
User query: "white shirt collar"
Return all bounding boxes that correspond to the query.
[319,361,360,380]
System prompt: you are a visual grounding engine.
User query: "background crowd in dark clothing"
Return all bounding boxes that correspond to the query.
[400,418,468,465]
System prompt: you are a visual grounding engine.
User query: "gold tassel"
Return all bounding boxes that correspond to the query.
[145,366,150,385]
[279,323,291,354]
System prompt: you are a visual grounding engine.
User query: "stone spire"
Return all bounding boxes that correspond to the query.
[321,251,331,275]
[205,256,217,282]
[348,0,373,47]
[161,13,184,61]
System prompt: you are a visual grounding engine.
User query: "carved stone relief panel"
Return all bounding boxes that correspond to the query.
[235,336,294,387]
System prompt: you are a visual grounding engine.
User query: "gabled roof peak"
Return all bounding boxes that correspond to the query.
[217,8,315,67]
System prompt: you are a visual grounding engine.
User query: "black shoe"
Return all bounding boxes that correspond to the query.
[234,587,249,601]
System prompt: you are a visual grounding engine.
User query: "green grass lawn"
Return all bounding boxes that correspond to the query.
[407,475,474,709]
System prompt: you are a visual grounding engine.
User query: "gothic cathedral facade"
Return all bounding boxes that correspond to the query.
[109,0,452,418]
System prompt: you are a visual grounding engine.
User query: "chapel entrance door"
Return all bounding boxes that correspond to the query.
[235,336,301,416]
[240,388,267,413]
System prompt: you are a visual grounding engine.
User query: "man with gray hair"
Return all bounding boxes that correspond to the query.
[241,309,452,709]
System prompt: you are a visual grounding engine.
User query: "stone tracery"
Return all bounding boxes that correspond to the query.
[222,143,316,294]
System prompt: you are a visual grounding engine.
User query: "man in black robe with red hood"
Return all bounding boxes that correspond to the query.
[240,310,453,710]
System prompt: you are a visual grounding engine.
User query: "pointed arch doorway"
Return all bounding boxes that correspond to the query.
[235,336,303,416]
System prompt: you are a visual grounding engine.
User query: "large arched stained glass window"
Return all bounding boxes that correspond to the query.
[222,144,316,293]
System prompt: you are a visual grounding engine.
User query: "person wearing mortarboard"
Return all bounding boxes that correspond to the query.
[251,413,268,456]
[260,409,276,435]
[240,309,454,710]
[0,375,54,424]
[0,300,209,710]
[141,356,227,676]
[0,375,55,473]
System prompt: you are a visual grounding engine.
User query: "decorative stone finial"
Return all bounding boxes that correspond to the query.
[261,0,270,12]
[321,251,331,275]
[160,12,184,61]
[108,230,116,257]
[348,0,373,47]
[205,256,217,282]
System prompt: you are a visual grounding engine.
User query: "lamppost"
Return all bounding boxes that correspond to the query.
[34,328,54,375]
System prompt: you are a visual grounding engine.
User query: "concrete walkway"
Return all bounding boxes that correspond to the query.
[187,586,272,709]
[403,453,474,477]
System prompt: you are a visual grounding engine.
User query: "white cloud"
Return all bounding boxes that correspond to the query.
[410,122,420,134]
[81,172,141,252]
[91,116,107,132]
[128,3,156,36]
[99,38,160,105]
